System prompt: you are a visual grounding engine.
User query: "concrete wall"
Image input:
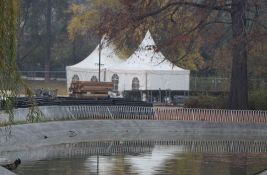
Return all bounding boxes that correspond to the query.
[1,120,267,152]
[0,166,17,175]
[1,119,267,174]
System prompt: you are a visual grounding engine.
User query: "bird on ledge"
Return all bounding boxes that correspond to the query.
[1,158,21,171]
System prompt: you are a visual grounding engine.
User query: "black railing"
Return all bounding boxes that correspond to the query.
[18,71,267,91]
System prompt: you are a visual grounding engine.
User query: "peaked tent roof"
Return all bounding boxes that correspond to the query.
[67,35,124,70]
[110,30,188,72]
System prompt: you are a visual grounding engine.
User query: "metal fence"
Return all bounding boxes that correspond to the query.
[190,77,267,92]
[4,105,267,124]
[190,77,229,92]
[19,71,267,91]
[20,71,66,81]
[153,107,267,123]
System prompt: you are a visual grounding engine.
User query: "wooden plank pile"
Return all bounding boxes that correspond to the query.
[69,81,113,98]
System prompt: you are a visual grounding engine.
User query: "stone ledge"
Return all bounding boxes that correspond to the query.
[0,166,18,175]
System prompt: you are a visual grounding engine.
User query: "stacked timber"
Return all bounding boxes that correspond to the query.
[69,81,113,98]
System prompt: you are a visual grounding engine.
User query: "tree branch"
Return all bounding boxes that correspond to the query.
[135,1,231,21]
[246,18,267,30]
[18,37,43,62]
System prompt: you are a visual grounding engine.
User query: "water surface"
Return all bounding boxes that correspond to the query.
[11,140,267,175]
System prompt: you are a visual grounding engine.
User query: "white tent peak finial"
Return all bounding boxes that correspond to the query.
[145,30,152,38]
[100,34,111,47]
[139,30,156,49]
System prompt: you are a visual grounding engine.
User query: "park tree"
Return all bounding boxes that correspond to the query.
[0,0,21,121]
[69,0,267,109]
[44,0,52,81]
[17,0,48,71]
[17,0,98,76]
[0,0,42,125]
[17,0,61,78]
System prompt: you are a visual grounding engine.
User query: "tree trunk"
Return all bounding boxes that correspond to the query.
[228,0,248,109]
[45,0,51,81]
[72,38,77,63]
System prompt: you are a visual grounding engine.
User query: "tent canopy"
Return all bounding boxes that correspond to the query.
[66,35,124,88]
[67,35,124,72]
[106,30,190,91]
[66,31,190,92]
[110,30,188,73]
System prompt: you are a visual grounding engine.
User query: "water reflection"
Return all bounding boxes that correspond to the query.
[1,139,267,175]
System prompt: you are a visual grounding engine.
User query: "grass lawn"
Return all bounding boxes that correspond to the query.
[22,80,68,96]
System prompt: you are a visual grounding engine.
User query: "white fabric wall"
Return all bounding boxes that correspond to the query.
[106,69,190,92]
[66,67,107,90]
[147,72,190,90]
[106,70,147,91]
[67,67,190,92]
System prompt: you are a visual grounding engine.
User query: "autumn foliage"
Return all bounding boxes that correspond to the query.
[67,0,267,109]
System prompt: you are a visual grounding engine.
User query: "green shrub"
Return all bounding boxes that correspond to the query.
[184,95,227,109]
[249,90,267,110]
[184,91,267,110]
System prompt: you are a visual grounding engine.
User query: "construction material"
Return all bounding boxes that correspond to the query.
[69,81,113,98]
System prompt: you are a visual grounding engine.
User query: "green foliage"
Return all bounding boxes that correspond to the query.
[68,0,122,40]
[27,106,43,123]
[249,90,267,110]
[184,92,267,110]
[68,4,100,41]
[0,0,43,125]
[0,0,20,123]
[184,95,227,109]
[18,0,97,71]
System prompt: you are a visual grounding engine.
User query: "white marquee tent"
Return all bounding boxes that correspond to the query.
[66,36,124,89]
[106,30,190,92]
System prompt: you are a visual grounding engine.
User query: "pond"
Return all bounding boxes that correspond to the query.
[9,139,267,175]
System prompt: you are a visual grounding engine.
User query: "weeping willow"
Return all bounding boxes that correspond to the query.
[0,0,41,126]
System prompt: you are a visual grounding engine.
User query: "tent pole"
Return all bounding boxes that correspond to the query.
[145,72,147,90]
[98,39,102,82]
[104,68,106,82]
